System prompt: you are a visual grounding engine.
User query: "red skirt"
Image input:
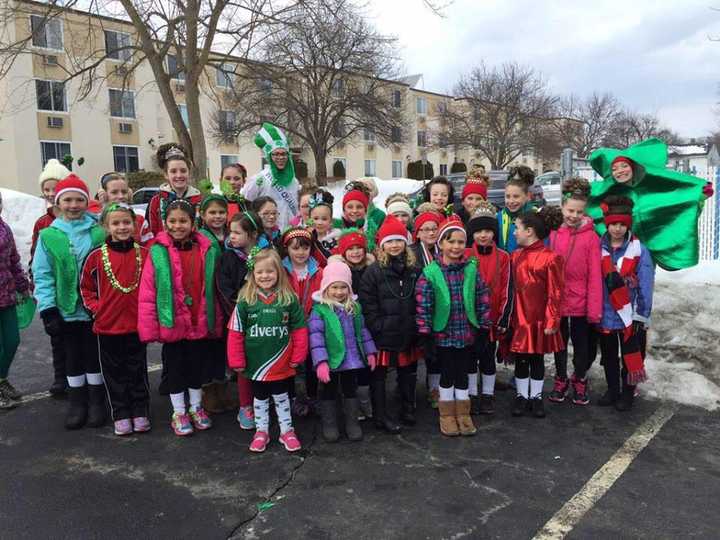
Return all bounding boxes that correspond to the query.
[376,348,421,368]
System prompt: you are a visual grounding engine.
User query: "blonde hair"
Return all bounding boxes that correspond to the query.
[319,284,357,314]
[374,244,417,267]
[240,249,296,306]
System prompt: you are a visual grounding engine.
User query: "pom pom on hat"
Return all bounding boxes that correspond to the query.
[467,201,498,237]
[355,177,379,200]
[319,259,354,297]
[376,214,408,247]
[333,228,367,257]
[54,174,90,205]
[39,159,70,187]
[343,189,369,209]
[436,214,466,244]
[461,179,488,201]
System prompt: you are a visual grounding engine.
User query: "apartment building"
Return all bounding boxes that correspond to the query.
[0,2,548,196]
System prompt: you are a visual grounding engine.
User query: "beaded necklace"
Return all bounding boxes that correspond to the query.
[101,242,142,294]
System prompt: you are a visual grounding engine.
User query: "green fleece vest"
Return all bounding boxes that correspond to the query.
[40,225,105,316]
[150,241,218,330]
[312,303,365,369]
[422,258,479,332]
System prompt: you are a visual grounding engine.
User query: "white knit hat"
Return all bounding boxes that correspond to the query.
[39,159,70,187]
[387,200,412,217]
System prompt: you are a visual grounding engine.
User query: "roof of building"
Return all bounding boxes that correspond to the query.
[669,144,710,157]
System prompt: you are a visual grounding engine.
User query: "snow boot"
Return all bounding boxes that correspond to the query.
[531,397,546,418]
[343,398,363,442]
[511,395,528,417]
[398,370,417,426]
[202,383,225,415]
[548,376,569,403]
[455,399,477,436]
[356,385,373,420]
[86,384,108,428]
[479,394,495,415]
[571,374,590,406]
[615,384,635,412]
[598,389,619,407]
[65,386,88,430]
[319,400,339,442]
[438,400,460,436]
[371,380,401,434]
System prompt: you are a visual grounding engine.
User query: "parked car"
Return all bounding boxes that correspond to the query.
[409,170,507,211]
[535,171,562,206]
[131,187,159,216]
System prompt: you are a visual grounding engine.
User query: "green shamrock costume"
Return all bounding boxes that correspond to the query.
[587,138,708,271]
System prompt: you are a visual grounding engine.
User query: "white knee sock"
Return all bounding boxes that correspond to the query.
[273,392,293,434]
[530,378,544,399]
[253,398,270,433]
[188,387,202,412]
[86,372,104,385]
[439,386,454,401]
[454,387,470,401]
[481,374,496,396]
[428,374,441,391]
[67,374,86,388]
[515,377,530,399]
[467,372,478,396]
[170,392,186,414]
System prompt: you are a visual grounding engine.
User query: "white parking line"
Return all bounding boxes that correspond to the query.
[533,403,677,540]
[19,363,163,404]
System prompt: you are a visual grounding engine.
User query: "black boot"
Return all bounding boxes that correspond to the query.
[511,396,527,417]
[531,397,546,418]
[319,400,339,442]
[343,398,363,442]
[86,384,108,428]
[478,394,495,415]
[371,380,401,433]
[598,389,619,407]
[615,384,635,412]
[398,370,417,426]
[65,386,88,430]
[49,377,68,397]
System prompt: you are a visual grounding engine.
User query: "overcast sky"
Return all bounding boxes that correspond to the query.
[368,0,720,138]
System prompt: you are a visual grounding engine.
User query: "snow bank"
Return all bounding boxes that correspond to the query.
[656,260,720,286]
[327,177,424,216]
[0,188,46,267]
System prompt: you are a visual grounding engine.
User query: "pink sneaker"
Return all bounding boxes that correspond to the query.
[171,412,193,436]
[279,429,302,452]
[189,408,212,430]
[132,417,151,433]
[250,430,270,453]
[114,419,133,436]
[548,376,570,403]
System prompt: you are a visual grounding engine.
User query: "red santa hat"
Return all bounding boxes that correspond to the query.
[376,214,408,247]
[412,211,442,241]
[461,180,488,201]
[342,189,369,210]
[333,229,367,257]
[54,174,90,205]
[436,214,466,244]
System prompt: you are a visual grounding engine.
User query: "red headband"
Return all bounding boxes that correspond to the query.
[603,214,632,228]
[343,189,369,209]
[611,156,633,168]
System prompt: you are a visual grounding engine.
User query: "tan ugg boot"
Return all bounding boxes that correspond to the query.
[201,383,225,414]
[456,400,477,436]
[219,380,239,411]
[438,400,460,436]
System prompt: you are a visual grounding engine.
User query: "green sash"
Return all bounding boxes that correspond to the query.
[422,258,479,332]
[312,303,365,369]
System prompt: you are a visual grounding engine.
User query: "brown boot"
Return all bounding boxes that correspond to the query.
[219,381,239,411]
[438,400,460,436]
[455,399,477,436]
[202,383,225,414]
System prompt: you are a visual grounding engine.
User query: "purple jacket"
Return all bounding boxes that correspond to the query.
[308,303,377,372]
[0,218,30,309]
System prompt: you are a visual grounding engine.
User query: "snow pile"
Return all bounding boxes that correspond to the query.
[0,188,46,267]
[668,144,707,156]
[656,261,720,286]
[327,177,424,216]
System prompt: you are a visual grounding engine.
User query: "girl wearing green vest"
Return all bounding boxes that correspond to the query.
[415,215,491,437]
[309,259,377,442]
[33,175,107,430]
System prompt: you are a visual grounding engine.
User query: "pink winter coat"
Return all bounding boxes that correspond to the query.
[549,217,602,323]
[138,231,223,343]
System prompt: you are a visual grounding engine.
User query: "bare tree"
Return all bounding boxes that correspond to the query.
[438,62,557,170]
[0,0,297,178]
[606,109,681,148]
[216,0,407,185]
[554,92,621,157]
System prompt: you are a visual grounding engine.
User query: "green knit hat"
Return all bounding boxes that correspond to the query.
[254,122,295,187]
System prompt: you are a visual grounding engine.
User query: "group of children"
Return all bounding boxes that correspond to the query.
[0,127,656,454]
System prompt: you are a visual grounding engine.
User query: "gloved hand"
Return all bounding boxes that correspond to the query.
[316,362,331,383]
[367,354,377,371]
[703,181,714,199]
[40,307,62,337]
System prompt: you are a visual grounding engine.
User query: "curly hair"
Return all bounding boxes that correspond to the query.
[421,176,455,205]
[517,206,563,240]
[157,143,192,171]
[561,177,591,204]
[375,245,417,268]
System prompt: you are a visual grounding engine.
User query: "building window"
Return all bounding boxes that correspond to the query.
[392,160,403,178]
[113,146,139,173]
[219,110,236,132]
[392,89,402,108]
[391,126,402,144]
[364,159,376,177]
[439,164,448,176]
[216,63,234,88]
[35,80,66,112]
[104,30,131,61]
[417,130,427,148]
[416,96,427,115]
[40,141,71,167]
[166,54,185,81]
[109,89,135,118]
[331,79,345,97]
[436,101,447,114]
[31,15,63,50]
[221,155,240,169]
[178,104,189,128]
[258,79,272,95]
[333,157,347,178]
[363,128,376,143]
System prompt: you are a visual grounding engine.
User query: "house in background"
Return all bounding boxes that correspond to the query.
[668,142,720,176]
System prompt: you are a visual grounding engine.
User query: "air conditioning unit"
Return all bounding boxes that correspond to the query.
[337,142,346,150]
[47,116,63,128]
[367,143,375,151]
[114,66,128,77]
[175,82,185,93]
[119,122,133,134]
[44,55,59,66]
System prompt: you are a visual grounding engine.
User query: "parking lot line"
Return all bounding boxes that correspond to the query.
[533,403,677,540]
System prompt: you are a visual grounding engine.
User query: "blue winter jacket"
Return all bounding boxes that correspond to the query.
[496,202,535,253]
[32,213,99,321]
[599,233,655,331]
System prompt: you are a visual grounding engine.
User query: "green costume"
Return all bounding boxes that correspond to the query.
[587,138,708,271]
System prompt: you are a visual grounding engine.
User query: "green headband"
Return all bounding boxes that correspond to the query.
[101,202,135,222]
[200,193,228,212]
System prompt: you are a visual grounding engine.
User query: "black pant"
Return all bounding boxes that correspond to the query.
[200,337,227,384]
[515,353,544,379]
[98,333,149,420]
[373,364,417,385]
[48,329,66,379]
[305,354,319,397]
[252,379,290,400]
[320,369,359,400]
[62,321,100,378]
[437,346,473,390]
[478,340,497,376]
[554,317,596,380]
[164,340,205,394]
[356,366,372,387]
[425,342,440,375]
[599,330,646,393]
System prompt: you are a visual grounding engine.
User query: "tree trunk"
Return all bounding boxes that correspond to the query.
[313,147,328,187]
[185,73,208,182]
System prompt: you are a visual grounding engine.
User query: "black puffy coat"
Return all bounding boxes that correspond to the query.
[358,254,419,352]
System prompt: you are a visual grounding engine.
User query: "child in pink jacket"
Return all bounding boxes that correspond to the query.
[138,200,224,436]
[548,179,602,406]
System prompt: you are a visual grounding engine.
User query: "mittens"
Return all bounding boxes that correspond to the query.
[316,362,331,383]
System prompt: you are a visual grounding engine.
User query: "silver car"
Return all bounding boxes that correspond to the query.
[535,171,562,206]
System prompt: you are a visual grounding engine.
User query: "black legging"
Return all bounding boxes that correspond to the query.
[478,340,497,376]
[320,369,359,400]
[373,364,417,386]
[554,317,597,380]
[252,378,290,400]
[164,340,205,394]
[599,329,647,393]
[436,346,473,389]
[514,353,544,379]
